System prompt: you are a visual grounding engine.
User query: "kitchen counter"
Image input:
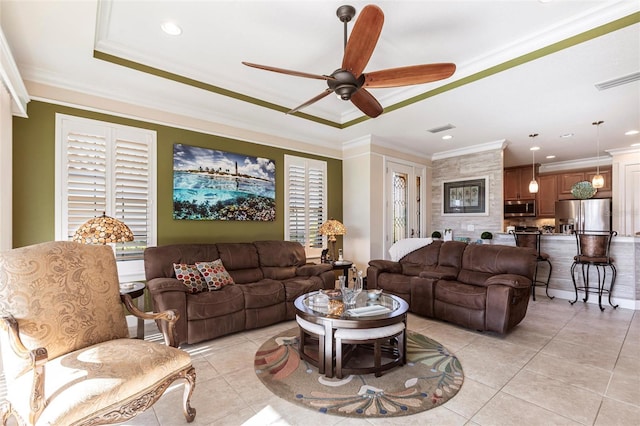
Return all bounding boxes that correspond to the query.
[494,233,639,309]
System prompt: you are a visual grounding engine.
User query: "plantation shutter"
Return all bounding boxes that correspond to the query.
[65,126,109,241]
[287,163,307,244]
[284,155,327,256]
[307,165,325,250]
[113,132,151,260]
[57,115,156,262]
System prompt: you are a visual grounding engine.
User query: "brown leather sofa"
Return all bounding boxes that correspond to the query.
[144,240,335,345]
[367,241,537,333]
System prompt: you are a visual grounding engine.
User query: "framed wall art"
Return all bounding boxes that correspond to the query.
[173,143,275,221]
[442,176,488,216]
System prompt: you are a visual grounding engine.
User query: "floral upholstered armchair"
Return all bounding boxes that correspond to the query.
[0,241,196,425]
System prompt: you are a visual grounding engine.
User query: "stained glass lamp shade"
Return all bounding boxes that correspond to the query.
[73,213,134,245]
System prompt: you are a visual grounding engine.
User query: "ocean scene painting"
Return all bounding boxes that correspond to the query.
[173,144,275,221]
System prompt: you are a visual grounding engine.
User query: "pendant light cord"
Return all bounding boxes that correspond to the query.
[593,120,604,175]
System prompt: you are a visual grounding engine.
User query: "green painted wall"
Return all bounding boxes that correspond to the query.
[12,101,343,247]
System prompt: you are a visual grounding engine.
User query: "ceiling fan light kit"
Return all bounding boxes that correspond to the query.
[242,4,456,118]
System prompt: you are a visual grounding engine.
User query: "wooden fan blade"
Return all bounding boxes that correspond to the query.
[363,63,456,88]
[342,5,384,77]
[350,88,383,118]
[287,89,333,114]
[242,62,336,81]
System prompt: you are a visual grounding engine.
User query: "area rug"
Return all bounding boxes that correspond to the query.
[254,327,464,418]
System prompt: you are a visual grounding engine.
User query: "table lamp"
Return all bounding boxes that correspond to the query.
[318,218,346,261]
[72,213,134,244]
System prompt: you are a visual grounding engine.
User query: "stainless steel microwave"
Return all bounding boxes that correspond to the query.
[504,199,536,217]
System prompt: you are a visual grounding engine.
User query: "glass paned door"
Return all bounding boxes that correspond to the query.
[392,171,408,243]
[386,161,425,255]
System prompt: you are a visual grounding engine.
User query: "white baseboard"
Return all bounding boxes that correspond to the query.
[541,288,639,310]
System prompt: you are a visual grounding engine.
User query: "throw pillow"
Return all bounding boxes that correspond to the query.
[196,259,235,290]
[173,263,208,294]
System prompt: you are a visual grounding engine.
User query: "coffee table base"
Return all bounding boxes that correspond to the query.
[335,324,406,379]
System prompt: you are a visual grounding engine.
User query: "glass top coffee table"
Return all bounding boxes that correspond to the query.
[294,290,409,377]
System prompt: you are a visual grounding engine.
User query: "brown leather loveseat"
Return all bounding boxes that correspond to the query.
[145,240,334,345]
[367,241,537,333]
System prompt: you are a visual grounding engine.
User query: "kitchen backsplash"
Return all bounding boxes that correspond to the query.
[504,217,556,232]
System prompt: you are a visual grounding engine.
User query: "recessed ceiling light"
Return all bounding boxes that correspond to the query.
[632,143,640,147]
[442,135,453,140]
[161,21,182,36]
[546,155,556,159]
[560,133,574,138]
[530,146,541,151]
[625,130,639,136]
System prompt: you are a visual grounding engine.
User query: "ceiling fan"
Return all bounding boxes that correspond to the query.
[242,4,456,118]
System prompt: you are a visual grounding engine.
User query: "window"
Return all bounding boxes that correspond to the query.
[284,155,326,257]
[55,114,156,280]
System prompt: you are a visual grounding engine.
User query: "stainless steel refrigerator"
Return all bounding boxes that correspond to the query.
[555,198,612,233]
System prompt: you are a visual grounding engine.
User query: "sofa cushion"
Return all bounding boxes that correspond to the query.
[255,240,307,280]
[399,240,442,268]
[401,262,431,276]
[458,244,536,286]
[437,241,467,269]
[376,272,412,299]
[435,281,486,310]
[145,244,221,280]
[282,276,325,302]
[216,243,264,283]
[254,240,306,265]
[196,259,235,290]
[238,279,285,309]
[185,285,245,320]
[173,263,208,293]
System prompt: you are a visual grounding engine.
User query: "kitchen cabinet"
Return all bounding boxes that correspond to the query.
[537,174,557,217]
[504,166,536,200]
[558,172,586,199]
[586,169,612,197]
[558,168,612,199]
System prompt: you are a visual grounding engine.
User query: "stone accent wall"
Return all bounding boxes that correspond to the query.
[431,148,503,241]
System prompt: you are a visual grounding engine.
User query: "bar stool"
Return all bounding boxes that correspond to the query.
[296,315,327,374]
[510,230,553,300]
[334,322,405,379]
[570,230,617,311]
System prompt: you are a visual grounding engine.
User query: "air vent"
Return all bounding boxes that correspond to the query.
[595,71,640,91]
[427,124,456,133]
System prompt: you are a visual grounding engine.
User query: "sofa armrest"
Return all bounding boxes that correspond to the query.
[146,278,189,346]
[485,274,532,289]
[368,259,402,274]
[296,263,333,277]
[147,277,189,294]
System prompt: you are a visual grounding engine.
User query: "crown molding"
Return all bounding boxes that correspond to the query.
[538,156,613,173]
[0,25,29,117]
[607,146,640,156]
[432,139,507,161]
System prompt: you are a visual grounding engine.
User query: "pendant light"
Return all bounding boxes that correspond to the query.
[528,133,539,194]
[592,120,605,188]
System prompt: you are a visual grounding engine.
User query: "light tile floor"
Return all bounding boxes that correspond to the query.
[1,298,638,425]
